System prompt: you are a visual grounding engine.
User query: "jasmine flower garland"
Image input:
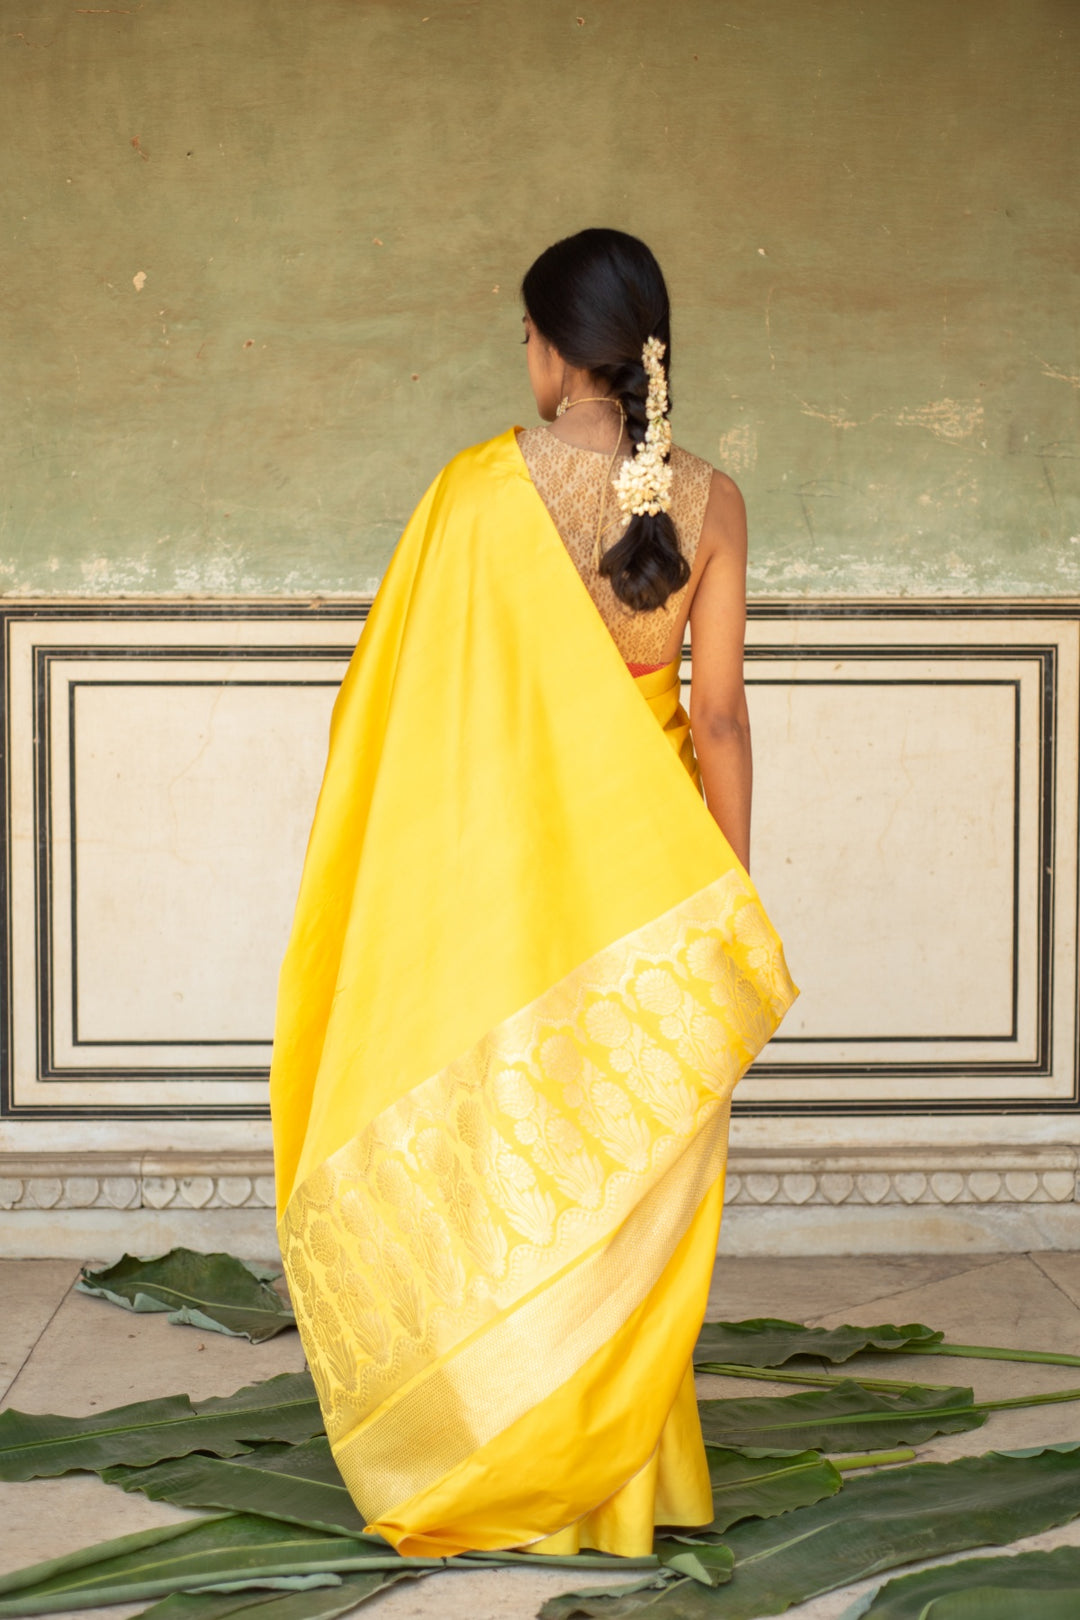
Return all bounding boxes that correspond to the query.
[611,336,674,519]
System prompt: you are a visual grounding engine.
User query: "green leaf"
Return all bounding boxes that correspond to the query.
[0,1372,323,1482]
[0,1513,443,1616]
[194,1374,323,1442]
[696,1363,957,1394]
[695,1318,943,1369]
[77,1250,296,1343]
[540,1446,1080,1618]
[0,1525,210,1601]
[853,1544,1080,1619]
[718,1445,1080,1619]
[193,1581,341,1595]
[663,1448,841,1540]
[139,1591,291,1620]
[698,1380,985,1452]
[653,1542,732,1586]
[0,1398,247,1481]
[538,1574,692,1618]
[926,1591,1080,1620]
[832,1449,917,1471]
[456,1550,660,1570]
[138,1571,432,1620]
[104,1437,366,1537]
[895,1342,1080,1370]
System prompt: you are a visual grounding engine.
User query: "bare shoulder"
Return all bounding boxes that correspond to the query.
[698,464,747,563]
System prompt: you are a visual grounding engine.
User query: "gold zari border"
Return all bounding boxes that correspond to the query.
[279,867,796,1519]
[337,1096,730,1522]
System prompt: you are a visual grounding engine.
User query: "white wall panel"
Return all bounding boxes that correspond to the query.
[730,614,1079,1112]
[2,603,1077,1147]
[4,611,357,1117]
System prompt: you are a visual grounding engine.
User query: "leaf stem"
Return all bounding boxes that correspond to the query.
[897,1343,1080,1368]
[457,1549,660,1569]
[829,1449,916,1471]
[707,1385,1080,1439]
[972,1386,1080,1415]
[696,1362,955,1394]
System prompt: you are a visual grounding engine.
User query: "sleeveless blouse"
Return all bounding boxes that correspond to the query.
[516,426,713,668]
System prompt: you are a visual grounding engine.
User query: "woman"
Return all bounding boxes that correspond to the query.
[269,228,796,1561]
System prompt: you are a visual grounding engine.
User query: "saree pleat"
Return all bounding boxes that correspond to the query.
[269,427,797,1557]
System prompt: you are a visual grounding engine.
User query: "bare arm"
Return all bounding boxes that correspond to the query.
[687,471,752,872]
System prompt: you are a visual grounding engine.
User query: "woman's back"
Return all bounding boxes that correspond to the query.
[516,424,713,670]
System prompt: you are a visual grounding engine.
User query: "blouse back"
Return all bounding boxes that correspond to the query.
[516,425,712,667]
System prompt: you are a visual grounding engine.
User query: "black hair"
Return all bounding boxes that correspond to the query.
[520,227,689,613]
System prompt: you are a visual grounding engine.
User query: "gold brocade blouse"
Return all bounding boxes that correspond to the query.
[516,425,713,667]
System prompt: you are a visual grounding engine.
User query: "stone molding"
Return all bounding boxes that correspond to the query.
[0,1154,277,1214]
[724,1149,1080,1207]
[1,1148,1077,1215]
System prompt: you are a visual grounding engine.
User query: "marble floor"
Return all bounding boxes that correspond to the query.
[3,1251,1080,1619]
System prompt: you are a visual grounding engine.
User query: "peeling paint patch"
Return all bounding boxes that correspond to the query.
[132,270,147,292]
[79,556,151,589]
[717,422,758,475]
[1037,358,1080,390]
[795,396,858,430]
[895,398,983,441]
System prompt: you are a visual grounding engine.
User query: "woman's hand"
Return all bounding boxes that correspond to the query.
[687,471,753,873]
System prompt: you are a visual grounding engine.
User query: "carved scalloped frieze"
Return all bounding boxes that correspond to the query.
[0,1174,271,1212]
[0,1158,278,1212]
[0,1155,1077,1213]
[725,1166,1079,1206]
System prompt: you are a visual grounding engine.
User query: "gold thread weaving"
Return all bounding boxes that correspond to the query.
[335,1097,730,1522]
[280,865,794,1513]
[515,427,712,663]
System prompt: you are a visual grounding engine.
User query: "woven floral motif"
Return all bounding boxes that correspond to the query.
[280,868,795,1451]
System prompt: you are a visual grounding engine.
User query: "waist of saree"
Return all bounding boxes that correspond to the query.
[630,655,701,793]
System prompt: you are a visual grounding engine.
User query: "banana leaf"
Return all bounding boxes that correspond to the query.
[696,1362,957,1394]
[138,1571,431,1620]
[698,1380,984,1452]
[0,1373,323,1482]
[139,1591,281,1620]
[653,1543,732,1587]
[926,1592,1080,1620]
[104,1437,366,1536]
[895,1343,1080,1368]
[696,1317,1080,1374]
[77,1250,296,1343]
[694,1318,942,1369]
[538,1445,1080,1619]
[196,1375,322,1438]
[850,1544,1080,1619]
[454,1550,661,1570]
[662,1448,842,1541]
[0,1513,443,1616]
[107,1439,842,1547]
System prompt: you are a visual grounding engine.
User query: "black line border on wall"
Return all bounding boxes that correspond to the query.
[741,654,1044,1059]
[1,598,1077,1120]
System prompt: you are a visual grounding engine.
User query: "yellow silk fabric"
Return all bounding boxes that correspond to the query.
[269,427,797,1556]
[632,658,703,795]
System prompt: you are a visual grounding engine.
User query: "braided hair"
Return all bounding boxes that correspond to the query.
[520,228,689,612]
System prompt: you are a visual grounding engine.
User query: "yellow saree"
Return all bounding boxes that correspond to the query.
[269,427,797,1559]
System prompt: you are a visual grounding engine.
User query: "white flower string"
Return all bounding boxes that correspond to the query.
[553,336,672,571]
[611,335,673,522]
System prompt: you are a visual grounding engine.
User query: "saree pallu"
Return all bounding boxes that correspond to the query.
[269,427,797,1559]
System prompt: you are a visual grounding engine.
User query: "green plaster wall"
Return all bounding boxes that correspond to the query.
[2,0,1078,597]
